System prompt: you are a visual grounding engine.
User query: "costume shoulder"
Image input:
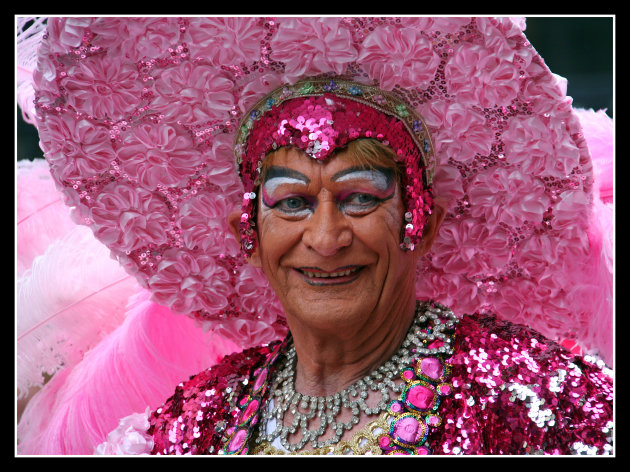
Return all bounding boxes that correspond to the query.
[438,312,613,455]
[147,341,280,455]
[95,342,279,455]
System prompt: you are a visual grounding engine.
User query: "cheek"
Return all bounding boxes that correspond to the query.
[256,189,405,261]
[354,193,404,247]
[257,208,302,264]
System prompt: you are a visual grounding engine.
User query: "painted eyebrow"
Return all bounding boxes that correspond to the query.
[263,166,311,184]
[331,166,395,187]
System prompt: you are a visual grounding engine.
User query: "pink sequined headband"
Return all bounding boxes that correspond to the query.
[234,78,436,254]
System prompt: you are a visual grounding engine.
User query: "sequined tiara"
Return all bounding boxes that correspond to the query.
[234,77,436,185]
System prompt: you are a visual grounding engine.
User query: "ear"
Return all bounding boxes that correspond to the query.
[228,209,262,268]
[415,196,447,257]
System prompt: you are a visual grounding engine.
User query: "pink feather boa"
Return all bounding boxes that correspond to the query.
[574,108,614,363]
[17,159,238,454]
[17,290,238,454]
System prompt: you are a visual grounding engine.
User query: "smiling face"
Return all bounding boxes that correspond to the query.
[248,143,423,339]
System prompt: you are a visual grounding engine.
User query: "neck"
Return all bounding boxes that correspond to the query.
[289,295,417,397]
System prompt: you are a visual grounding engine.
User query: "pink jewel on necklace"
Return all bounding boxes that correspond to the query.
[391,413,428,446]
[389,401,405,414]
[437,383,452,396]
[425,414,442,427]
[419,356,443,380]
[226,428,248,453]
[379,436,392,448]
[402,368,415,381]
[403,381,437,412]
[240,399,260,425]
[252,368,267,392]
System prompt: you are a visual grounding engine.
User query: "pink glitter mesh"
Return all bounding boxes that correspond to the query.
[31,17,609,364]
[234,79,435,254]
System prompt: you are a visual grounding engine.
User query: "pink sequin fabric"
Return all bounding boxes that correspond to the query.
[145,302,613,455]
[149,341,283,455]
[32,17,609,365]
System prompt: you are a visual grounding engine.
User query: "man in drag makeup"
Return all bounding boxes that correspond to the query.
[18,17,613,455]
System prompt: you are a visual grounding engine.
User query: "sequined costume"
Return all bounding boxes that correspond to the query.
[142,307,612,455]
[16,17,614,456]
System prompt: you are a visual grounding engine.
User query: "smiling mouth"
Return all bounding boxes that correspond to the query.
[296,266,364,285]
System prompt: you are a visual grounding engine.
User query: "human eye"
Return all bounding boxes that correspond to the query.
[340,192,380,215]
[274,196,313,217]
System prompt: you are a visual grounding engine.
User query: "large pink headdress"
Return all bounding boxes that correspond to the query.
[30,17,610,363]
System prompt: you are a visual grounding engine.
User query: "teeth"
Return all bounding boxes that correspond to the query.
[302,268,359,278]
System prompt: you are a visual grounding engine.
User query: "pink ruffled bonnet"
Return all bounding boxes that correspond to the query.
[31,17,609,362]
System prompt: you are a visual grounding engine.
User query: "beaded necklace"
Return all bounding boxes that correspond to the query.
[254,301,458,454]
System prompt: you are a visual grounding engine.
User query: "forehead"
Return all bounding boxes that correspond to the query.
[261,147,348,177]
[261,145,397,183]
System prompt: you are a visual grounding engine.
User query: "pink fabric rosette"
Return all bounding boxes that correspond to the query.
[62,56,143,121]
[40,17,94,54]
[117,122,205,190]
[91,17,183,62]
[420,101,494,163]
[445,42,521,108]
[151,62,236,125]
[186,17,263,66]
[357,24,441,91]
[429,217,511,278]
[269,17,359,83]
[468,167,551,228]
[89,182,171,253]
[177,190,242,257]
[38,114,116,182]
[148,248,233,315]
[503,114,582,178]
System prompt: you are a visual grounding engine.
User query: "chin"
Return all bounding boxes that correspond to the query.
[279,281,373,325]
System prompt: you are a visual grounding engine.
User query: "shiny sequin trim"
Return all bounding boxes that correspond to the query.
[220,340,286,455]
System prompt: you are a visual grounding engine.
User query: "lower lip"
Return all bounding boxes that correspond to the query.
[297,267,364,286]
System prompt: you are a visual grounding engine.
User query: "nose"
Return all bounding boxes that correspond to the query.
[302,200,353,256]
